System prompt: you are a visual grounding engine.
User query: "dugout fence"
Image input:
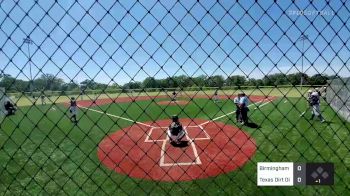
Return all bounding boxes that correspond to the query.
[0,0,349,195]
[0,87,5,118]
[326,78,350,122]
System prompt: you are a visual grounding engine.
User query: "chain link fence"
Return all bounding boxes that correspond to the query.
[0,87,5,117]
[1,0,350,195]
[327,78,350,122]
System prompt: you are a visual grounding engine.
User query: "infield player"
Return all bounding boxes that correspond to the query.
[80,89,85,100]
[41,95,46,105]
[310,90,325,122]
[171,91,177,102]
[167,115,186,145]
[69,97,78,124]
[213,89,219,103]
[32,95,36,105]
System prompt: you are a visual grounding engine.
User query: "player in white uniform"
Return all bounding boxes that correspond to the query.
[41,95,46,105]
[310,90,325,122]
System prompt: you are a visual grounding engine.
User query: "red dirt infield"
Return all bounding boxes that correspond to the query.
[97,118,256,181]
[156,100,190,105]
[74,95,276,107]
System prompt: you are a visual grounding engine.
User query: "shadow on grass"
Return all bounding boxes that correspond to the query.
[245,122,260,128]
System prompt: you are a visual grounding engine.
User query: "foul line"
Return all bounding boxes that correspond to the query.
[79,105,155,128]
[199,99,273,126]
[79,98,273,128]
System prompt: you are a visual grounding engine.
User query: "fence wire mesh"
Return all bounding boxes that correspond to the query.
[327,78,350,122]
[0,0,350,195]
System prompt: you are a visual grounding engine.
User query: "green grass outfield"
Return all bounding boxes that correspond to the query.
[0,96,349,195]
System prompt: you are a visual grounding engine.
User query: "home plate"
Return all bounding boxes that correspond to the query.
[162,140,198,166]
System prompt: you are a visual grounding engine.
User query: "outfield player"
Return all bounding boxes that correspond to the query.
[69,97,78,124]
[310,90,325,122]
[167,115,186,145]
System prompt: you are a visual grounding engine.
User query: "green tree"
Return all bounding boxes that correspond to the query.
[0,75,29,92]
[61,82,79,91]
[286,73,309,86]
[206,75,224,87]
[80,79,97,90]
[142,77,159,88]
[262,73,289,86]
[225,75,246,86]
[192,75,206,87]
[172,75,190,88]
[123,81,142,89]
[308,74,329,85]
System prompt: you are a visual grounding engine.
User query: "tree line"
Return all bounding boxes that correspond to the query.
[0,72,333,93]
[122,73,332,89]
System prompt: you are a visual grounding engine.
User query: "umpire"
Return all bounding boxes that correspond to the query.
[234,94,241,123]
[239,93,249,125]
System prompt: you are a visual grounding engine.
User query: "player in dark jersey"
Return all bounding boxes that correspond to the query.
[69,97,78,124]
[171,91,177,101]
[239,93,249,125]
[167,115,186,145]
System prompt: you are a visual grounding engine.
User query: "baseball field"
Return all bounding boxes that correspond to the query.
[0,89,349,195]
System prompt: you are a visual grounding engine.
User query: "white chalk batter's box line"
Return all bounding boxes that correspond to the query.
[144,125,210,167]
[144,125,210,142]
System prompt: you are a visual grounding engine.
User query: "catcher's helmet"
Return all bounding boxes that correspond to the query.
[172,115,179,122]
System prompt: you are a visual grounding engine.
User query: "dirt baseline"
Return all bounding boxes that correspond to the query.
[156,100,190,106]
[72,95,276,107]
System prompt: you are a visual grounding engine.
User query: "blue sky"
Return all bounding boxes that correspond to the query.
[0,0,349,85]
